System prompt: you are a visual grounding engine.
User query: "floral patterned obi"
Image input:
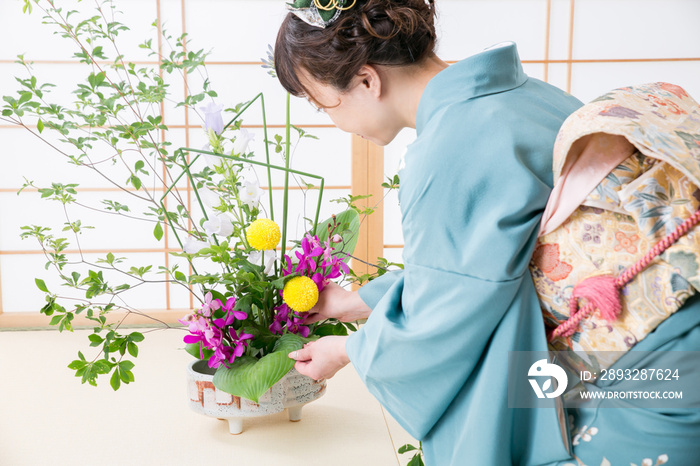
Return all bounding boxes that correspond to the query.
[531,82,700,373]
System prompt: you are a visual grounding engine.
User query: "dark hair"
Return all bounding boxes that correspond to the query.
[275,0,437,99]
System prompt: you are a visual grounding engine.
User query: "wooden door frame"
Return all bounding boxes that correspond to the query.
[350,135,384,287]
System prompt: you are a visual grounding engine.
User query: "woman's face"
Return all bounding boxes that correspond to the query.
[299,68,402,146]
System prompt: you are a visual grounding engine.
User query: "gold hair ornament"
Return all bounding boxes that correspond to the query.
[313,0,357,11]
[287,0,356,29]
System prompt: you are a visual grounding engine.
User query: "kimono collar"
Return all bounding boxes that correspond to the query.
[416,42,527,132]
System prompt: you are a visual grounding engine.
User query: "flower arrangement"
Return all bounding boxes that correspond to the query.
[170,103,361,401]
[2,0,362,402]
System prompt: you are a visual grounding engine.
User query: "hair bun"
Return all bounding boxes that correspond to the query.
[275,0,437,96]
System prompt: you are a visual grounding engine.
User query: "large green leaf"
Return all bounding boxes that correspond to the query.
[212,333,304,403]
[185,342,214,361]
[314,209,360,261]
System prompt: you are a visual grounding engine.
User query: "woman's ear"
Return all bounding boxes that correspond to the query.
[355,65,382,99]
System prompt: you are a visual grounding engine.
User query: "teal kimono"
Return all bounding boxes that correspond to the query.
[345,43,583,465]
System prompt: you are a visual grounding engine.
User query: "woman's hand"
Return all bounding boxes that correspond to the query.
[305,282,371,324]
[289,336,350,381]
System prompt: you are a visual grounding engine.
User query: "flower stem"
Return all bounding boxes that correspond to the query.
[281,93,291,256]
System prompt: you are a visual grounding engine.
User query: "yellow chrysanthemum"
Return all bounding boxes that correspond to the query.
[246,218,281,251]
[283,276,319,313]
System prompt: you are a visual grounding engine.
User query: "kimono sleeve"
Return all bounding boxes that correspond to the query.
[348,265,533,439]
[345,108,556,440]
[357,270,404,310]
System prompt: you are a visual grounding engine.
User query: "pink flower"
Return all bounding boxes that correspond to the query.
[269,304,290,335]
[213,296,247,328]
[200,292,221,317]
[295,235,323,274]
[311,272,326,292]
[286,313,310,338]
[228,329,254,361]
[282,255,294,276]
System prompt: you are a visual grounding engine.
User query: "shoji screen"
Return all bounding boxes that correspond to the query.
[0,0,351,325]
[1,0,699,325]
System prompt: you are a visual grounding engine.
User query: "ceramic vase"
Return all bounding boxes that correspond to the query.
[186,359,326,434]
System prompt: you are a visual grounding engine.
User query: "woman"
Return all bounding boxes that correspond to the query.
[275,1,583,464]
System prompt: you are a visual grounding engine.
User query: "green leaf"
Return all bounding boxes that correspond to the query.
[37,119,44,133]
[49,315,63,325]
[153,222,163,241]
[18,91,32,105]
[213,334,304,403]
[314,209,360,260]
[120,368,135,383]
[398,444,418,454]
[88,333,104,346]
[35,278,49,292]
[185,342,214,361]
[314,322,349,337]
[313,323,337,337]
[68,359,86,370]
[119,360,135,371]
[110,369,121,391]
[407,454,424,466]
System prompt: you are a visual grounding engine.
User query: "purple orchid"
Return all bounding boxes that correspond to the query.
[184,319,224,366]
[269,304,290,335]
[322,240,335,264]
[311,272,325,291]
[269,319,283,335]
[213,296,247,328]
[203,325,223,349]
[282,255,295,276]
[200,292,221,317]
[208,344,229,368]
[326,257,350,279]
[228,329,254,361]
[295,235,323,274]
[183,329,206,347]
[286,313,310,338]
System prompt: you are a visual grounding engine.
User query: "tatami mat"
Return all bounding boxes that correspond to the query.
[0,328,418,466]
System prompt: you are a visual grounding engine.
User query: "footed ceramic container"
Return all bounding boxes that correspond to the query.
[186,360,326,434]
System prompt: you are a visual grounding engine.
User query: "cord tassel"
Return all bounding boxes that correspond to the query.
[549,207,700,341]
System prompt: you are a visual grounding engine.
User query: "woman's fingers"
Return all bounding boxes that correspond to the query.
[288,336,349,381]
[303,313,324,324]
[289,345,313,361]
[292,346,316,378]
[294,360,312,377]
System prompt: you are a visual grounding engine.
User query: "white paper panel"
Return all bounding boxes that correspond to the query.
[0,0,159,62]
[571,61,700,105]
[436,0,549,61]
[0,252,170,313]
[573,0,700,60]
[548,0,574,61]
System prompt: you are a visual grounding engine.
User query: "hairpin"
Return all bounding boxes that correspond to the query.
[287,0,357,29]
